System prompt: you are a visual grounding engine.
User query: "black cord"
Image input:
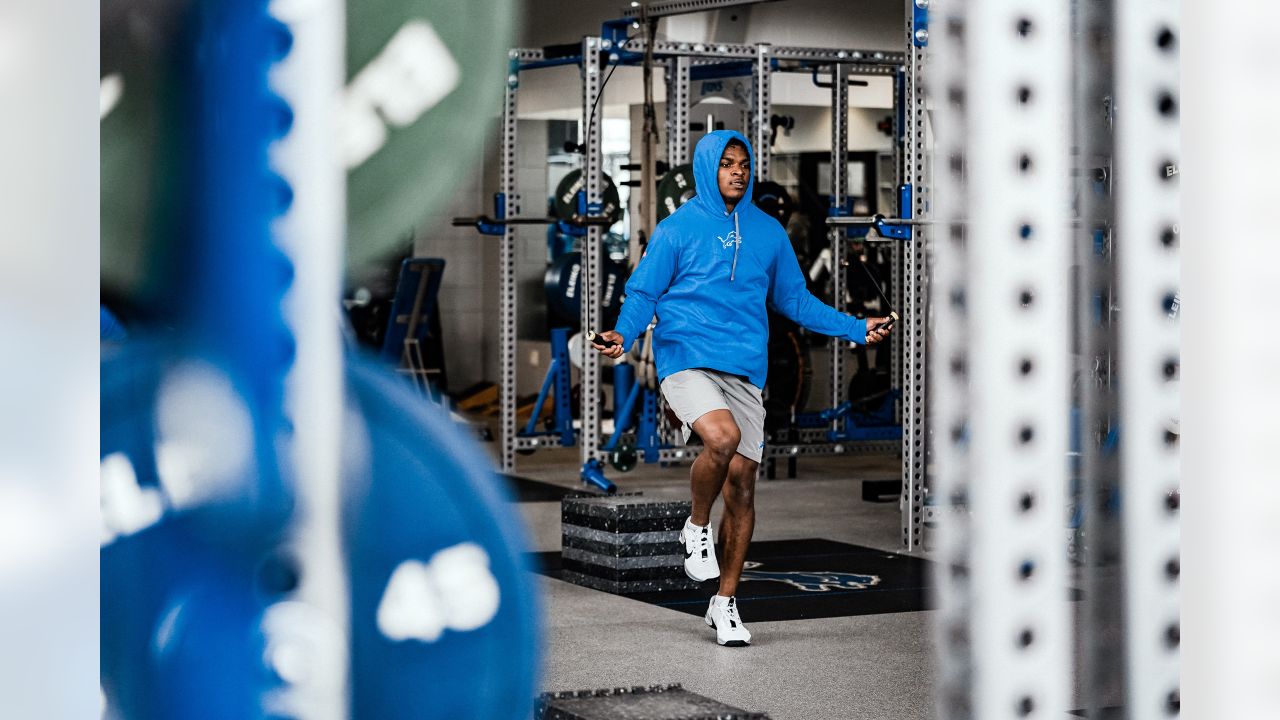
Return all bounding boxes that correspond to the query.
[583,27,653,149]
[584,59,620,148]
[853,251,897,316]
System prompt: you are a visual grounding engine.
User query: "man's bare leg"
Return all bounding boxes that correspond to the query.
[688,409,740,526]
[716,453,758,597]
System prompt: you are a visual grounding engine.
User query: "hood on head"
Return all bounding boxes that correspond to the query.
[690,129,754,217]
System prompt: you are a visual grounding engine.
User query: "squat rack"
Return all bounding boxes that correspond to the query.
[926,0,1181,716]
[490,11,928,549]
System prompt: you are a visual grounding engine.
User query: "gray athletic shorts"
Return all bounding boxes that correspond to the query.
[659,368,766,463]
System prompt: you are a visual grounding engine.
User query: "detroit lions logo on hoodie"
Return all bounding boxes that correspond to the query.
[613,130,869,389]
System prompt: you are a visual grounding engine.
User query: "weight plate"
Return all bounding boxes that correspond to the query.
[101,345,541,720]
[101,0,515,300]
[753,180,794,225]
[345,357,540,720]
[655,163,696,221]
[608,442,638,473]
[543,252,630,328]
[552,170,623,225]
[101,344,290,720]
[543,253,581,326]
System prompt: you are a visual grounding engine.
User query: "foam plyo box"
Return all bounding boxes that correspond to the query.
[535,684,771,720]
[559,494,700,593]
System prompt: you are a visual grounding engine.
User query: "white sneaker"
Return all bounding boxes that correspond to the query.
[679,518,719,581]
[704,595,752,647]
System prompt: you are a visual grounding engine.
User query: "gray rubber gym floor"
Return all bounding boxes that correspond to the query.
[507,448,935,720]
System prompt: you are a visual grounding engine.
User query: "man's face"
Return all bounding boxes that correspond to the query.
[717,143,750,205]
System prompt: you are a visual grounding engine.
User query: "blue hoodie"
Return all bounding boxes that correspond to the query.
[613,130,868,389]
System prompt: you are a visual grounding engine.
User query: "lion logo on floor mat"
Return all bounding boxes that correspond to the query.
[739,561,881,592]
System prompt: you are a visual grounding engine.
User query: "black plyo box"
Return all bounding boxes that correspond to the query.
[560,494,700,593]
[561,494,690,533]
[536,684,771,720]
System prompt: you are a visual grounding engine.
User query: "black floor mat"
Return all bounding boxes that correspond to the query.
[500,474,600,503]
[531,538,936,621]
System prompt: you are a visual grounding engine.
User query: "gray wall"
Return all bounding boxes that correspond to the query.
[410,129,499,394]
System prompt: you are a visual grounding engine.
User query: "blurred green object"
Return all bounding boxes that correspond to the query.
[655,163,696,221]
[343,0,515,271]
[100,0,185,301]
[101,0,515,301]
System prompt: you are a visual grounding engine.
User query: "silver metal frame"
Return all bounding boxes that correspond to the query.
[629,37,904,65]
[751,44,772,182]
[580,37,605,469]
[665,56,692,165]
[623,0,782,20]
[828,65,848,436]
[656,56,692,450]
[1115,1,1181,716]
[928,0,971,713]
[267,0,349,715]
[498,57,522,473]
[929,0,1074,718]
[890,70,905,425]
[900,7,930,552]
[497,40,911,481]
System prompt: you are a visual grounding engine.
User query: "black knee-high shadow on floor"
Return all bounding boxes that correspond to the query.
[532,538,938,622]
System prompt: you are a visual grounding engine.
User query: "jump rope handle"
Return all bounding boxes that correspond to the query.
[588,331,620,349]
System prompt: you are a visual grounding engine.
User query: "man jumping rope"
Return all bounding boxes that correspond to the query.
[592,130,893,646]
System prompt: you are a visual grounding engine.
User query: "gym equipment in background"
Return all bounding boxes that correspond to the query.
[379,257,448,398]
[548,228,628,263]
[543,251,629,331]
[825,184,920,241]
[655,163,695,220]
[652,170,794,242]
[602,362,648,474]
[753,180,795,226]
[518,327,577,451]
[762,314,813,436]
[483,22,907,495]
[553,170,624,227]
